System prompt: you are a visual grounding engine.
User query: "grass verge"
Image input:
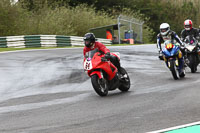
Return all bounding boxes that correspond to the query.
[0,44,143,52]
[0,46,73,52]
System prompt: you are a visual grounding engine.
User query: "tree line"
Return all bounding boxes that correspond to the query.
[1,0,199,42]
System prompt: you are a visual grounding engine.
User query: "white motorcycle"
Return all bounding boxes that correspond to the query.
[184,36,200,73]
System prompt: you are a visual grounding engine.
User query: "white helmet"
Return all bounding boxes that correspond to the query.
[160,23,170,36]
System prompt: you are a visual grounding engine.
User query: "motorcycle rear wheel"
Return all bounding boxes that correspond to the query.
[118,67,130,91]
[91,74,108,96]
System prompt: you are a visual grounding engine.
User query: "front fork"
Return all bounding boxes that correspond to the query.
[164,57,183,72]
[163,50,184,72]
[165,58,178,67]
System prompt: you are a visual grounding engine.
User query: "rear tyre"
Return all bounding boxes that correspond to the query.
[179,69,185,78]
[188,55,197,73]
[91,74,108,96]
[169,60,179,80]
[118,67,130,91]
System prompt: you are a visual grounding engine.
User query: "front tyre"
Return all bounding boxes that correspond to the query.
[169,60,180,80]
[118,67,130,91]
[91,74,108,96]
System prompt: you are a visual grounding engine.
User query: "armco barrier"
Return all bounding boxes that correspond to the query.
[0,35,112,48]
[0,37,7,48]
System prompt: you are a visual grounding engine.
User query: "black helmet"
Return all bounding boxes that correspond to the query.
[84,33,96,47]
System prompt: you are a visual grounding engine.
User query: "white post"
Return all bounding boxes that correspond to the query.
[140,22,144,43]
[118,16,121,44]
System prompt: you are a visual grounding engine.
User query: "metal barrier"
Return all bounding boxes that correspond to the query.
[0,35,112,48]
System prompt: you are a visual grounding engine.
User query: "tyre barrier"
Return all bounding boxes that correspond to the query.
[0,35,112,48]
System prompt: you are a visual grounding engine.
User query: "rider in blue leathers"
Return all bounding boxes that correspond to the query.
[157,23,185,73]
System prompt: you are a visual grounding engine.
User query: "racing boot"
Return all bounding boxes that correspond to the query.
[114,59,125,79]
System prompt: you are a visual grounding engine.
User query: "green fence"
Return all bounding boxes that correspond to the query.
[0,37,7,48]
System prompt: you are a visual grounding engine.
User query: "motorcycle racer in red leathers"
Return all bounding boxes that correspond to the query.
[83,33,121,73]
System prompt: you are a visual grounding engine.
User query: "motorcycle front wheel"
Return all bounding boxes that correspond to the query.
[188,54,197,73]
[91,74,108,96]
[169,60,180,80]
[118,67,130,91]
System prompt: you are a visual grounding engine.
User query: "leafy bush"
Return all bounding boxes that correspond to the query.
[0,1,116,37]
[3,0,199,43]
[0,0,25,36]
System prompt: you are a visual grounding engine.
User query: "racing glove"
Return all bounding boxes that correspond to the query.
[158,48,162,55]
[105,52,111,59]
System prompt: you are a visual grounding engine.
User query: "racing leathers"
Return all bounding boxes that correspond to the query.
[181,28,200,52]
[83,41,121,72]
[157,30,185,73]
[181,28,200,42]
[157,30,184,53]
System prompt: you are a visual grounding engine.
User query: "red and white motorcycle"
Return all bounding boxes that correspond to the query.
[83,49,130,96]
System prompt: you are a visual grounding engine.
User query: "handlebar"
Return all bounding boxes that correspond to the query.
[101,57,108,62]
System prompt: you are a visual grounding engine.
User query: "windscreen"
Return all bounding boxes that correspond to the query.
[185,35,196,45]
[85,48,99,59]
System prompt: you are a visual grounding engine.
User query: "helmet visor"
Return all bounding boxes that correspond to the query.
[84,40,92,47]
[161,29,167,33]
[84,40,90,45]
[185,25,191,28]
[160,27,169,33]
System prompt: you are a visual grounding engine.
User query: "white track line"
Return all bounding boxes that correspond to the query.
[148,121,200,133]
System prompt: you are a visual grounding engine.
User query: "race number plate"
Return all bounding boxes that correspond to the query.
[84,60,93,70]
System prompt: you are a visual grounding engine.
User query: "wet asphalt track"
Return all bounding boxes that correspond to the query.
[0,45,200,133]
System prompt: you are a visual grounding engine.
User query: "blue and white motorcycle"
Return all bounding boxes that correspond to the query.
[162,41,185,80]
